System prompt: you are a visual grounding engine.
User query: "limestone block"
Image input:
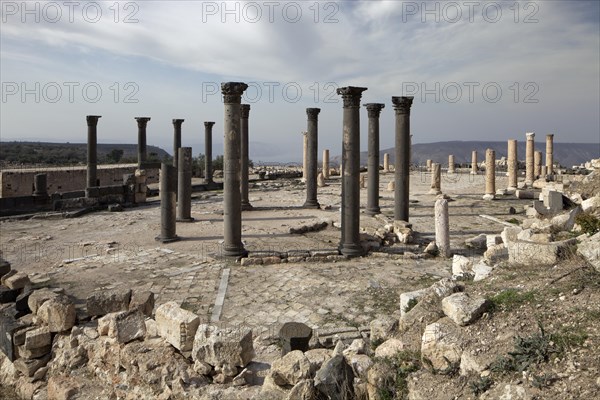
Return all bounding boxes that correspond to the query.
[452,255,473,276]
[399,288,428,318]
[421,319,463,372]
[270,350,312,386]
[24,326,51,350]
[28,289,59,314]
[577,232,600,272]
[374,338,404,359]
[192,324,254,369]
[441,293,489,326]
[508,239,576,265]
[129,291,155,317]
[3,271,30,290]
[86,288,132,317]
[111,310,146,344]
[37,295,76,333]
[155,301,200,352]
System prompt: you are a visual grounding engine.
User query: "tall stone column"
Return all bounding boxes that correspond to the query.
[540,165,547,179]
[204,122,215,183]
[156,163,179,243]
[546,134,554,175]
[33,174,47,197]
[86,115,101,189]
[534,151,542,178]
[303,108,321,208]
[392,96,414,222]
[240,104,253,210]
[507,139,518,190]
[136,117,151,168]
[471,151,478,174]
[301,132,308,182]
[383,153,390,173]
[322,149,330,179]
[172,119,184,168]
[221,82,248,257]
[525,132,535,186]
[364,103,385,216]
[448,155,455,174]
[337,86,367,257]
[435,198,450,258]
[483,149,496,200]
[426,159,432,172]
[429,163,442,195]
[176,147,193,222]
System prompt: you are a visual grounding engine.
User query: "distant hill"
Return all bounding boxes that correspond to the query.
[0,142,170,165]
[332,141,599,168]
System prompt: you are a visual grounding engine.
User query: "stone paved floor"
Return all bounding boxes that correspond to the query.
[1,169,529,336]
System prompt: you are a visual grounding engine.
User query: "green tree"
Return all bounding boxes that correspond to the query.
[106,148,124,163]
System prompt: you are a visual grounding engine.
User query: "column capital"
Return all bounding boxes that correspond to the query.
[240,104,251,119]
[526,132,535,139]
[363,103,385,118]
[391,96,414,115]
[135,117,151,128]
[172,119,185,127]
[306,108,321,120]
[336,86,367,108]
[546,133,554,139]
[86,115,101,126]
[204,121,215,128]
[221,82,248,104]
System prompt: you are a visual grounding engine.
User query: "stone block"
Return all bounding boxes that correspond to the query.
[508,239,576,266]
[111,310,146,344]
[370,316,398,344]
[452,255,473,276]
[270,350,311,386]
[399,288,428,317]
[155,301,200,352]
[37,294,76,332]
[441,293,489,326]
[47,375,81,400]
[129,290,155,317]
[28,289,59,314]
[192,324,254,368]
[0,285,19,304]
[279,321,312,356]
[86,288,132,317]
[3,271,30,290]
[0,258,11,279]
[24,326,52,349]
[17,344,51,359]
[374,338,404,359]
[421,318,464,372]
[577,232,600,272]
[14,354,51,377]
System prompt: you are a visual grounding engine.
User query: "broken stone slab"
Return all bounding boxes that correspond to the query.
[486,235,503,248]
[399,288,428,318]
[270,350,312,386]
[441,293,489,326]
[516,190,536,199]
[279,322,312,356]
[550,206,582,232]
[13,353,51,377]
[86,288,132,317]
[452,255,474,276]
[473,263,493,282]
[155,301,200,352]
[17,344,51,359]
[192,324,254,369]
[484,244,508,264]
[111,310,146,344]
[305,349,331,376]
[508,238,577,265]
[465,234,487,250]
[421,318,464,372]
[346,353,372,380]
[3,271,30,290]
[289,221,328,234]
[582,195,600,212]
[24,326,51,350]
[129,291,155,317]
[37,294,76,333]
[97,311,122,336]
[577,232,600,272]
[28,289,59,314]
[374,338,404,359]
[370,316,398,344]
[316,327,361,348]
[314,353,354,399]
[501,226,522,245]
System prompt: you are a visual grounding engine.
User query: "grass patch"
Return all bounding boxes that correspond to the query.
[575,211,600,235]
[376,350,422,400]
[506,218,520,225]
[469,376,493,396]
[488,288,536,312]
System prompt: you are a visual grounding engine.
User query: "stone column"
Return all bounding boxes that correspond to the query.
[383,153,390,173]
[540,165,547,179]
[364,103,385,216]
[303,108,321,208]
[337,86,367,257]
[86,115,101,189]
[525,132,535,186]
[429,163,442,195]
[448,155,455,174]
[392,96,414,222]
[156,163,179,243]
[240,104,253,210]
[483,149,496,200]
[546,134,554,175]
[426,159,432,172]
[507,139,518,190]
[204,122,215,183]
[33,174,47,197]
[136,117,151,168]
[471,151,478,174]
[176,147,193,222]
[322,149,330,179]
[301,132,308,182]
[221,82,248,257]
[172,119,184,168]
[435,198,450,258]
[534,150,542,178]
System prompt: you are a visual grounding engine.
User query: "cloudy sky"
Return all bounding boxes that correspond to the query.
[1,0,599,162]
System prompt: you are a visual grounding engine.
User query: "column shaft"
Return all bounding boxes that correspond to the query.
[86,115,101,189]
[392,96,414,222]
[507,139,518,190]
[525,132,535,185]
[204,122,215,183]
[448,155,455,174]
[546,134,554,175]
[322,150,330,179]
[483,149,496,200]
[240,104,253,210]
[471,151,478,174]
[172,119,184,168]
[303,108,321,208]
[435,199,450,258]
[156,163,179,242]
[429,163,442,195]
[136,117,151,168]
[177,147,193,222]
[365,103,385,216]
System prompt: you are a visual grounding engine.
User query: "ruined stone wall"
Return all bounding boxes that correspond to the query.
[0,164,158,198]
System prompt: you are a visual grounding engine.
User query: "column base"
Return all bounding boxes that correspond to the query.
[365,207,381,216]
[241,203,254,211]
[155,235,180,243]
[302,201,320,209]
[339,243,364,257]
[222,244,248,258]
[482,194,495,201]
[428,189,442,195]
[470,171,478,175]
[203,179,214,185]
[176,217,195,223]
